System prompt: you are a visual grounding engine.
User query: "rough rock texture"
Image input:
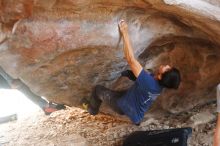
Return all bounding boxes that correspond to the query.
[0,0,220,113]
[0,101,217,146]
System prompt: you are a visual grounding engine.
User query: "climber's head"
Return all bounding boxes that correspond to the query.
[156,65,181,89]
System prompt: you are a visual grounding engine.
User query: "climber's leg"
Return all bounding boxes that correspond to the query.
[87,85,125,115]
[0,67,65,115]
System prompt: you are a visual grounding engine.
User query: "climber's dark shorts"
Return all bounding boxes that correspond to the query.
[92,85,126,115]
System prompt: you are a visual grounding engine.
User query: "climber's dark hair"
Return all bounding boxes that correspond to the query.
[158,67,181,89]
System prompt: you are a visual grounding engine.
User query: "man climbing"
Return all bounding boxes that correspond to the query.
[85,20,181,125]
[0,66,65,115]
[213,83,220,146]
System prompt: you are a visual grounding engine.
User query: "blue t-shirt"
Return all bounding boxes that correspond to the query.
[117,69,162,124]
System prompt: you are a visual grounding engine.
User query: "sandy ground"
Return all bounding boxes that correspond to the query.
[0,101,217,146]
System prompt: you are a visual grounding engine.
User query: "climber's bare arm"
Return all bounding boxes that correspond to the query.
[119,20,142,77]
[214,113,220,146]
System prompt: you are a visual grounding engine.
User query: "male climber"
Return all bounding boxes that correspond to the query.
[85,20,181,125]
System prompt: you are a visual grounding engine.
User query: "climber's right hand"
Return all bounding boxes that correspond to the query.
[119,20,128,35]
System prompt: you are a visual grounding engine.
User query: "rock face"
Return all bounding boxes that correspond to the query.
[0,0,220,113]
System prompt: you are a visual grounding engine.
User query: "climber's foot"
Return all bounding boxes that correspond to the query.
[80,98,89,110]
[80,97,100,115]
[43,102,66,115]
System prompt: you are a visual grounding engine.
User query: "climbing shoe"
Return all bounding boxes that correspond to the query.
[43,102,66,115]
[80,98,90,110]
[80,97,99,115]
[90,94,103,115]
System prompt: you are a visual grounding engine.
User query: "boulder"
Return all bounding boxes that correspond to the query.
[0,0,220,113]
